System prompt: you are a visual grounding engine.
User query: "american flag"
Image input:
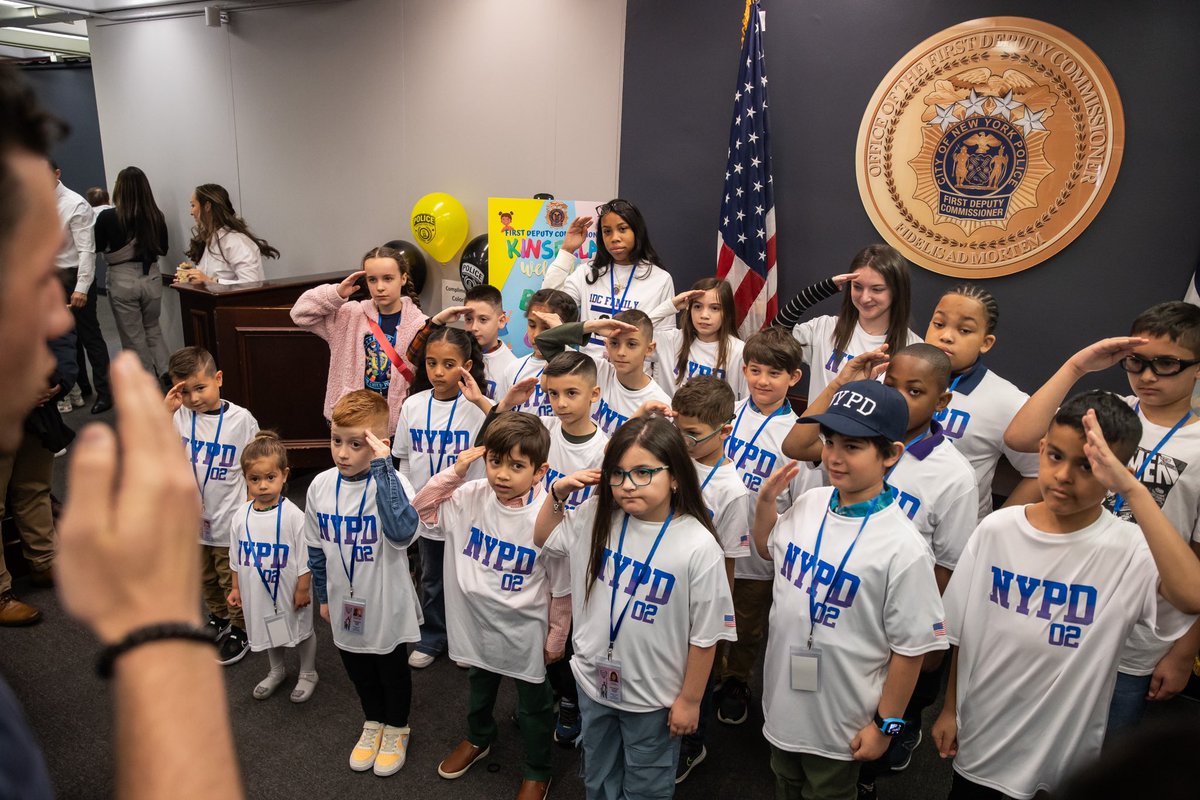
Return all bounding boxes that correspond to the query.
[724,613,737,628]
[933,620,947,637]
[717,1,777,338]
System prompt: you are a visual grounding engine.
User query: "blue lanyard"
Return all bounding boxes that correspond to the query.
[607,511,673,658]
[514,355,546,384]
[805,491,873,649]
[727,400,791,466]
[948,373,964,392]
[609,264,634,317]
[189,404,225,497]
[1112,403,1192,514]
[334,474,372,596]
[425,391,461,477]
[700,458,726,491]
[243,501,283,612]
[885,427,930,480]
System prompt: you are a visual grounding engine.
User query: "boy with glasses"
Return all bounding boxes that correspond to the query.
[1004,301,1200,735]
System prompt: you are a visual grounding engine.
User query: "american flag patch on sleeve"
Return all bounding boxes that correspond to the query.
[933,621,946,637]
[724,614,737,628]
[738,533,751,548]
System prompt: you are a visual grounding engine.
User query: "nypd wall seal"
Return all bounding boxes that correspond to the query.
[856,18,1124,278]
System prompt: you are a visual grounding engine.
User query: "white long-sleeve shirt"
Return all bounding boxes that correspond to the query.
[55,181,96,294]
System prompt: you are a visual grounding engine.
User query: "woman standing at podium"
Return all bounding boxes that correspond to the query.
[177,183,278,286]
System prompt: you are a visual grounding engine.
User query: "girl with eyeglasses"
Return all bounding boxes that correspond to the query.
[924,284,1043,521]
[542,199,677,358]
[533,415,735,798]
[1003,300,1200,735]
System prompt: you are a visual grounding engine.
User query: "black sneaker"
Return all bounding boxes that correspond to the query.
[206,614,230,639]
[554,699,581,748]
[857,780,877,800]
[884,726,922,772]
[716,678,750,725]
[674,740,706,784]
[217,625,249,665]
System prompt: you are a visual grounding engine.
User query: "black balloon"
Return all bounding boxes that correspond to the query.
[458,234,488,291]
[383,239,427,295]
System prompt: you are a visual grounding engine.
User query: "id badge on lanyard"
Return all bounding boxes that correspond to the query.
[341,598,367,635]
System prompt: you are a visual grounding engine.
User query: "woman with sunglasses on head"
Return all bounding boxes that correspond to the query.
[543,199,677,358]
[1004,301,1200,735]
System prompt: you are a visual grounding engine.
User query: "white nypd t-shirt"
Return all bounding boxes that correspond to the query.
[173,401,259,546]
[693,457,752,560]
[791,314,920,400]
[543,417,609,511]
[762,487,948,758]
[392,389,487,492]
[228,499,313,651]
[1108,395,1200,675]
[421,479,553,682]
[727,398,824,580]
[498,353,554,419]
[935,363,1040,520]
[592,357,673,435]
[943,506,1188,799]
[544,250,676,357]
[541,499,736,712]
[303,467,423,654]
[652,330,748,401]
[482,343,519,402]
[887,423,980,570]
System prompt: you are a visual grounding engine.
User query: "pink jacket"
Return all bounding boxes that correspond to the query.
[290,282,428,433]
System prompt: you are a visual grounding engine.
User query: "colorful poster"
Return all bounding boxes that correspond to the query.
[488,197,601,356]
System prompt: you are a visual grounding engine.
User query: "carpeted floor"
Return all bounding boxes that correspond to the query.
[2,299,1198,799]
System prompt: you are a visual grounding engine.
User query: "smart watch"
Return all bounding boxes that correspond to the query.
[874,712,906,736]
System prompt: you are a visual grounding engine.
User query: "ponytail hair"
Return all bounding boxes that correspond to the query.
[406,326,485,400]
[240,430,289,475]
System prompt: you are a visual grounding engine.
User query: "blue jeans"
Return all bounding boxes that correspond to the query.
[416,537,447,655]
[1106,671,1150,737]
[578,692,679,799]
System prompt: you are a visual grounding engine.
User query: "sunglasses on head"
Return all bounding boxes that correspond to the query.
[595,199,634,218]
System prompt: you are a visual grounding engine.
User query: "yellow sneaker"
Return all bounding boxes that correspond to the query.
[373,725,411,776]
[350,721,383,771]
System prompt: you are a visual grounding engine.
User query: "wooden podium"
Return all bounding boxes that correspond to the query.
[171,272,364,468]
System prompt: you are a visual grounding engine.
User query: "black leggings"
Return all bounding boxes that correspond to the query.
[337,645,412,727]
[948,772,1014,800]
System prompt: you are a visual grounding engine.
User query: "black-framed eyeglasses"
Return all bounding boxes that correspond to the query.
[595,199,633,218]
[1119,354,1200,377]
[680,427,723,449]
[607,465,670,488]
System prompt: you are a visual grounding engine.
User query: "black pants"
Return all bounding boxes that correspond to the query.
[60,271,111,398]
[337,645,412,727]
[546,626,578,703]
[948,772,1015,799]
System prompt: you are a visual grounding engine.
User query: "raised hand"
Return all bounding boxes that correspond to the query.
[458,366,487,407]
[336,270,367,299]
[1081,409,1138,495]
[529,308,564,330]
[433,305,472,325]
[164,381,185,413]
[633,400,675,419]
[833,270,863,288]
[1067,336,1149,376]
[363,430,392,461]
[833,345,890,387]
[500,376,540,411]
[553,468,602,498]
[453,445,487,478]
[759,460,800,507]
[583,318,639,339]
[671,289,707,311]
[561,215,594,255]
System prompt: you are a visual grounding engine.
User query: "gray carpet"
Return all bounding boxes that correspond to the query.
[2,299,1197,799]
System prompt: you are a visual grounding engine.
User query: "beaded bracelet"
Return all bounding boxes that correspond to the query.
[96,623,218,679]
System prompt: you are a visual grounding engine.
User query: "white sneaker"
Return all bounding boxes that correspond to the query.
[350,721,383,771]
[56,399,73,414]
[408,650,435,669]
[67,385,84,408]
[373,725,410,776]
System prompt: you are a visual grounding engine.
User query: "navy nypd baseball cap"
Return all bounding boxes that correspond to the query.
[797,380,908,443]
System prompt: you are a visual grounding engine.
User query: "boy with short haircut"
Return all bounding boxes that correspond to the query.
[496,288,579,419]
[165,345,259,665]
[669,375,752,782]
[411,411,567,800]
[405,284,516,401]
[717,327,823,727]
[935,392,1200,799]
[757,380,949,800]
[305,389,422,777]
[785,343,978,780]
[1004,301,1200,733]
[535,308,672,435]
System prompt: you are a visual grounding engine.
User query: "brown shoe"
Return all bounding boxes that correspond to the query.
[516,778,551,800]
[436,739,490,779]
[0,591,41,626]
[28,566,54,589]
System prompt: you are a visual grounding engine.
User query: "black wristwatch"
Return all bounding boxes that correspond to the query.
[874,712,906,736]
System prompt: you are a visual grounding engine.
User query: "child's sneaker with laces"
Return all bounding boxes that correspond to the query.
[350,721,383,771]
[373,725,410,776]
[216,625,249,665]
[553,699,581,747]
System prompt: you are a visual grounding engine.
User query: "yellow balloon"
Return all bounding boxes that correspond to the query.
[410,192,469,263]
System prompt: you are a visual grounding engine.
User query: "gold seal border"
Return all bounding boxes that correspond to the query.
[856,17,1125,278]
